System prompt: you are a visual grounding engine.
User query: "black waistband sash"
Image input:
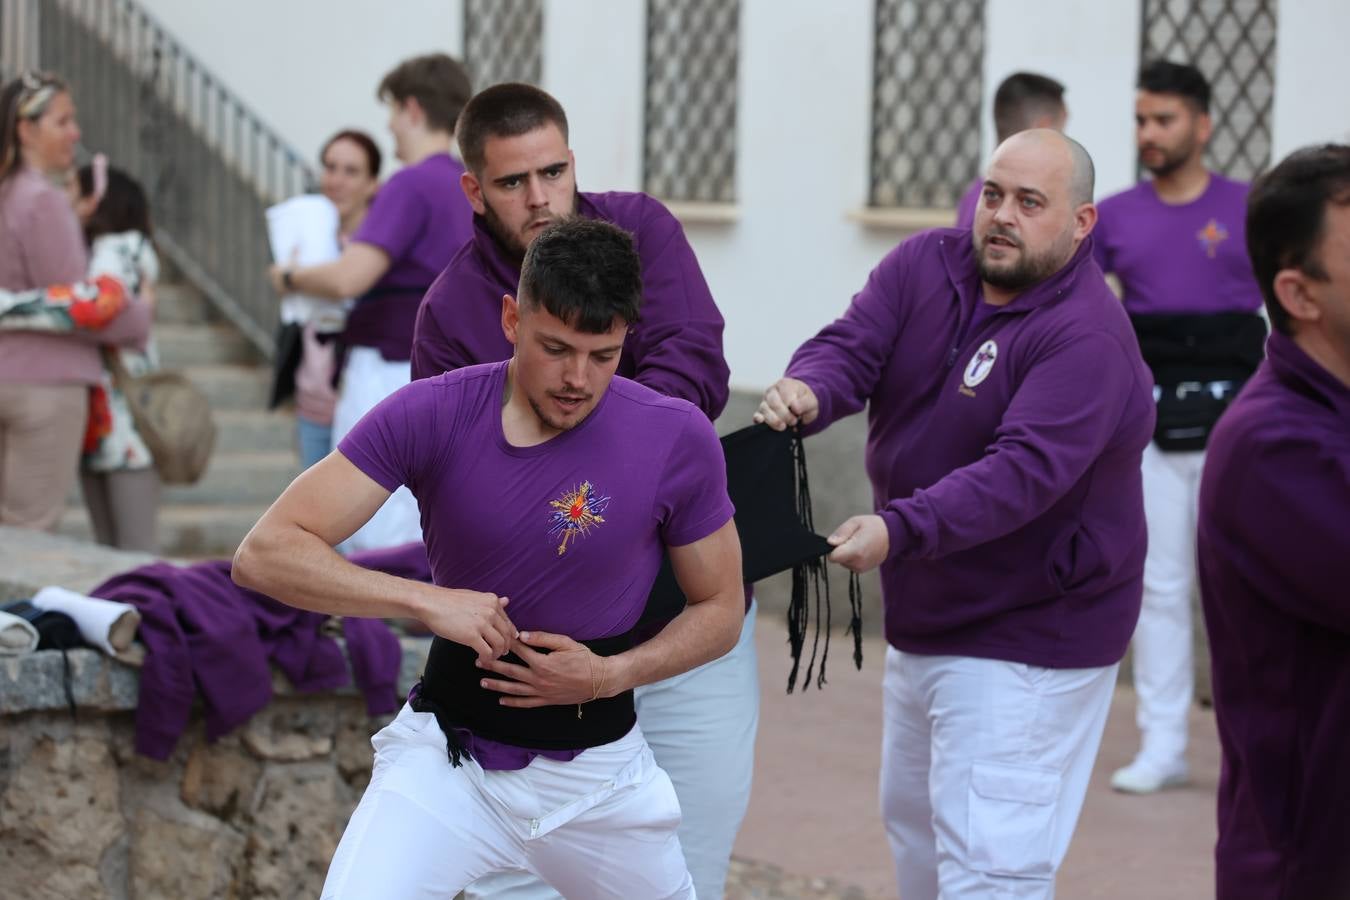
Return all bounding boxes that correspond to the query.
[410,631,637,767]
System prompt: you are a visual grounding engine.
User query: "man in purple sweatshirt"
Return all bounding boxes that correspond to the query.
[1198,144,1350,899]
[1094,61,1267,795]
[757,129,1154,900]
[411,84,746,900]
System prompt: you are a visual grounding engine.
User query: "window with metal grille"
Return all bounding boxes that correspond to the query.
[869,0,984,209]
[463,0,543,89]
[1140,0,1277,179]
[643,0,739,204]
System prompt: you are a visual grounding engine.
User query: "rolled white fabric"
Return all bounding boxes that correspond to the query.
[30,586,141,656]
[0,609,39,656]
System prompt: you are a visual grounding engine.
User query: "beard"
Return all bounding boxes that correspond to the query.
[481,191,578,264]
[974,226,1073,292]
[1140,133,1199,178]
[527,390,594,433]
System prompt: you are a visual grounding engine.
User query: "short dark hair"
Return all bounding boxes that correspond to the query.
[321,128,382,178]
[78,165,153,243]
[377,54,472,135]
[1137,60,1210,114]
[1246,144,1350,336]
[518,219,641,333]
[993,72,1065,143]
[456,83,569,175]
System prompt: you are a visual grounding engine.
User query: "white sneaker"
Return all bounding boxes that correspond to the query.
[1110,759,1190,794]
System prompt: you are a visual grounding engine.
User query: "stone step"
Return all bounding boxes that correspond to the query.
[163,451,299,505]
[212,408,301,454]
[60,503,262,558]
[152,281,217,325]
[186,364,272,411]
[155,323,260,367]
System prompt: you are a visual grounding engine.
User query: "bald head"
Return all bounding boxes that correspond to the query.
[991,128,1095,207]
[974,129,1099,301]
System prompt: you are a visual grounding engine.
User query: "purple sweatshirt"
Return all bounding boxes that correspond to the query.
[1197,331,1350,899]
[411,191,730,419]
[787,229,1155,668]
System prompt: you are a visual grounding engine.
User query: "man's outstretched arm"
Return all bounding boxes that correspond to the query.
[232,451,516,661]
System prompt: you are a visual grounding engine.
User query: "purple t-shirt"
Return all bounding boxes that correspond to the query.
[954,176,983,230]
[1093,173,1262,316]
[1197,331,1350,898]
[787,230,1154,669]
[344,153,473,359]
[338,361,733,766]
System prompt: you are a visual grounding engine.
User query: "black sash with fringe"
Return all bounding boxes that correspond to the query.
[411,630,636,767]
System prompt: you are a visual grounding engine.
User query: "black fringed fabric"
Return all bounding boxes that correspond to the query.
[785,430,864,693]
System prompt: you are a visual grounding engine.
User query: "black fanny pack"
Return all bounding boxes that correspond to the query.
[1131,312,1268,452]
[411,631,636,767]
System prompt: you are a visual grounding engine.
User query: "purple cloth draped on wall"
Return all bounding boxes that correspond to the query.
[92,542,429,760]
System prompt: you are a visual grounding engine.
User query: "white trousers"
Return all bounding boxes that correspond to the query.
[465,601,760,900]
[881,648,1117,900]
[321,708,695,900]
[332,347,422,552]
[1131,443,1204,770]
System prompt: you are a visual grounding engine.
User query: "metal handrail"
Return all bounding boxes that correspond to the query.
[1,0,317,357]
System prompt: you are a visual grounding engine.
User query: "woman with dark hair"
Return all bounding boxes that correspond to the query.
[288,129,382,469]
[75,161,163,553]
[0,71,150,531]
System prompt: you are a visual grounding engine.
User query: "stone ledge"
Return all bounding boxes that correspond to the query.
[1,638,431,716]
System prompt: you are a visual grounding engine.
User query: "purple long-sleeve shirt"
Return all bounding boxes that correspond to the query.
[411,191,730,419]
[787,229,1154,668]
[1197,331,1350,899]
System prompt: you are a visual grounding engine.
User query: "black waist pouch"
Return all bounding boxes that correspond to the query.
[1153,379,1244,451]
[411,631,636,767]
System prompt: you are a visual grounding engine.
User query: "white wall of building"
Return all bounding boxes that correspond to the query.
[1271,0,1350,162]
[87,0,1350,390]
[982,0,1141,198]
[135,0,464,173]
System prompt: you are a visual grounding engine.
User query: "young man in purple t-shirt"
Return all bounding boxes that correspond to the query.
[757,130,1154,900]
[954,71,1068,230]
[234,219,743,899]
[268,53,477,551]
[1094,61,1267,796]
[411,84,750,900]
[1198,144,1350,900]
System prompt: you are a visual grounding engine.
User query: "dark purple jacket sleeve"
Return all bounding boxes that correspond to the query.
[880,330,1139,560]
[786,243,908,432]
[626,198,731,419]
[410,258,511,381]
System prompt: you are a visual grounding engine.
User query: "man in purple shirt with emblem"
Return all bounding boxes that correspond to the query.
[269,53,476,550]
[954,72,1067,230]
[757,129,1154,900]
[1094,61,1267,795]
[234,219,743,899]
[412,84,749,900]
[1198,144,1350,900]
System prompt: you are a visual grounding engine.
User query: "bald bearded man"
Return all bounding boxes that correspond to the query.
[757,130,1155,900]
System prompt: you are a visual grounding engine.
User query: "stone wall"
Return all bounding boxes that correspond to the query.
[0,528,425,900]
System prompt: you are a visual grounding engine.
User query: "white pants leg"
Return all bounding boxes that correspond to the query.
[322,706,694,900]
[465,601,760,900]
[331,347,422,552]
[1132,443,1205,771]
[880,648,1117,900]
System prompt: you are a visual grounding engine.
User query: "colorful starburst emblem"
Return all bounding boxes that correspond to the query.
[548,481,610,556]
[1196,218,1229,258]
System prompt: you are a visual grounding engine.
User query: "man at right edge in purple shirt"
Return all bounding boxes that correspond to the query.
[1198,144,1350,899]
[756,130,1154,899]
[1094,61,1267,796]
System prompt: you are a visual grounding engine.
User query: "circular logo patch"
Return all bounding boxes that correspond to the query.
[963,340,998,388]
